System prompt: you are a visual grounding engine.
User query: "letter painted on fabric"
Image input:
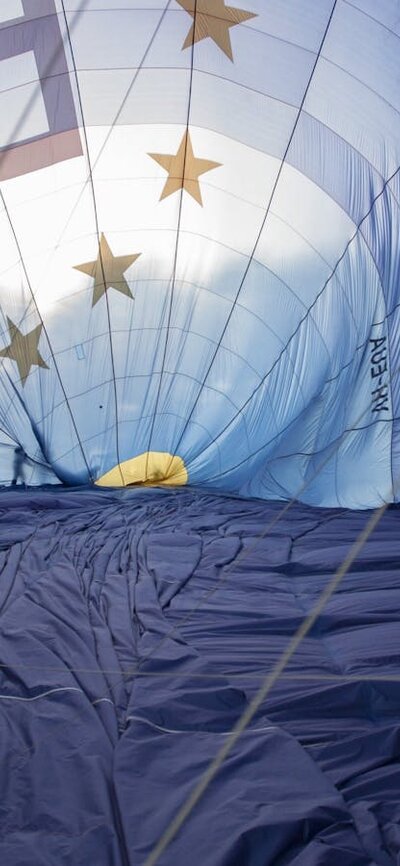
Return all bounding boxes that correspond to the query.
[0,0,82,180]
[371,384,389,413]
[370,336,390,413]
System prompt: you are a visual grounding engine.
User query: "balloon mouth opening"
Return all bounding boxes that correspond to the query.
[95,452,188,488]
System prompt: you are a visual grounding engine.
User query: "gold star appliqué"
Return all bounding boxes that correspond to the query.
[0,317,49,386]
[149,131,221,205]
[177,0,256,61]
[74,234,141,306]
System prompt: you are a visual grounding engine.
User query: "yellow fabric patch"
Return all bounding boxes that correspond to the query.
[95,452,188,488]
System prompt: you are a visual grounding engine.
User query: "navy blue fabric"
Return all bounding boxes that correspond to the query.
[0,487,399,865]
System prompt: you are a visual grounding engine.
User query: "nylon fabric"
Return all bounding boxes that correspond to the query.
[0,487,399,864]
[0,1,398,505]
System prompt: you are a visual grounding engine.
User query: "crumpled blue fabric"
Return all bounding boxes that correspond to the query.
[0,487,398,865]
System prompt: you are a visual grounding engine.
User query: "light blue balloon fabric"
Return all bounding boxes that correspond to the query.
[0,0,399,507]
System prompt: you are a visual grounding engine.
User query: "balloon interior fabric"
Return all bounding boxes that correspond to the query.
[0,2,400,866]
[0,0,398,507]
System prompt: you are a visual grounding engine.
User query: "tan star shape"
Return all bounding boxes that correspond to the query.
[176,0,256,61]
[149,131,221,205]
[0,317,49,386]
[74,233,141,306]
